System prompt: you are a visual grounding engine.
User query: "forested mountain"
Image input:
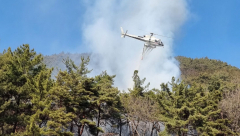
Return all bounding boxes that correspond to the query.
[1,45,240,136]
[176,56,240,91]
[43,53,240,89]
[43,52,90,77]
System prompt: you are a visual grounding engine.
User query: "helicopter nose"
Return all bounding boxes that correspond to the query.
[159,42,163,46]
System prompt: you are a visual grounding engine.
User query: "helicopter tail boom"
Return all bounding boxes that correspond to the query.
[120,27,128,38]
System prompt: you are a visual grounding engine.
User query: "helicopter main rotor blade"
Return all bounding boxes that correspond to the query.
[138,29,173,39]
[153,34,172,39]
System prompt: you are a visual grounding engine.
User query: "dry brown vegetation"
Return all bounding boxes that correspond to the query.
[219,88,240,133]
[121,95,160,136]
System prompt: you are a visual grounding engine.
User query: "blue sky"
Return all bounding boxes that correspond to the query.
[175,0,240,68]
[0,1,240,68]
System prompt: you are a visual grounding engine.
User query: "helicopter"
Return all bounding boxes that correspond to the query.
[120,27,164,59]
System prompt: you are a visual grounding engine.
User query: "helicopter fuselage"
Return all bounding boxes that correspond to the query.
[123,33,164,47]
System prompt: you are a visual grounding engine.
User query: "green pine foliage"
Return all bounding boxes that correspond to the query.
[157,78,234,135]
[49,57,101,135]
[0,44,53,135]
[94,71,121,135]
[23,67,54,136]
[130,70,150,97]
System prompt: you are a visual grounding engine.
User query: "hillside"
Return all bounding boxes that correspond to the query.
[176,56,240,90]
[43,52,90,77]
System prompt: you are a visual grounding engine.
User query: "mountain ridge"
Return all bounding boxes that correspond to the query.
[43,52,240,88]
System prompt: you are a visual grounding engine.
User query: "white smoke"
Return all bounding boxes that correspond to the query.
[82,0,189,90]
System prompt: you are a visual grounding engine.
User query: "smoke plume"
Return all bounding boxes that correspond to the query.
[82,0,189,90]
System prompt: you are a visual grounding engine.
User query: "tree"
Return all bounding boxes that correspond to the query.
[157,77,235,135]
[23,67,54,136]
[93,71,121,135]
[48,57,102,136]
[130,70,149,97]
[219,88,240,134]
[0,44,53,135]
[120,71,159,136]
[121,95,159,136]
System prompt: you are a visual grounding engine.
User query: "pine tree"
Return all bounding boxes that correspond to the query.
[23,67,55,136]
[94,71,120,135]
[0,44,52,135]
[47,57,102,136]
[157,77,235,135]
[130,70,149,97]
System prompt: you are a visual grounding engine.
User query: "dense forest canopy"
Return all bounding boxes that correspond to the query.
[0,44,240,136]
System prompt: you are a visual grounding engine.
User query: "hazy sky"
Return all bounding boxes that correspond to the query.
[0,0,240,69]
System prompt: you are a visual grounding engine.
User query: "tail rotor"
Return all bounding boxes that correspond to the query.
[120,27,128,38]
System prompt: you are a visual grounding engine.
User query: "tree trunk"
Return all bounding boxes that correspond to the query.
[79,124,85,136]
[119,118,122,136]
[13,121,17,133]
[132,120,139,135]
[78,126,80,136]
[150,122,155,136]
[97,105,101,136]
[80,124,85,136]
[1,123,4,135]
[127,119,131,135]
[129,118,140,136]
[70,121,73,132]
[13,98,20,133]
